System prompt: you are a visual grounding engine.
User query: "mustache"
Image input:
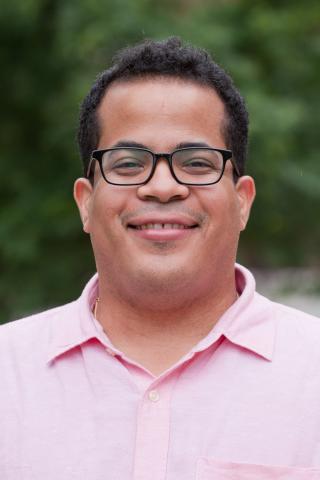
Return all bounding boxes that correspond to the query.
[121,205,207,226]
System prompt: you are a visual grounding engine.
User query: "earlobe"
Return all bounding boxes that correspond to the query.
[236,176,256,231]
[73,178,93,233]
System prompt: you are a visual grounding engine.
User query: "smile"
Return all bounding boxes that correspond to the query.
[130,223,197,230]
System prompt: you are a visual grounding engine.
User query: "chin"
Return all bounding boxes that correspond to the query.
[132,261,192,292]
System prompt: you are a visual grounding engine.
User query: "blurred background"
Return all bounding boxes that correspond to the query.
[1,0,319,324]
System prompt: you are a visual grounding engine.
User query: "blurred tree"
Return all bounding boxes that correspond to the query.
[0,0,319,323]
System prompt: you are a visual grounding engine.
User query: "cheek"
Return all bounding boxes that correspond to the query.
[224,195,242,234]
[199,187,241,235]
[89,187,131,239]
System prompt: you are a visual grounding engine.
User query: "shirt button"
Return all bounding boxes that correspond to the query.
[148,390,160,402]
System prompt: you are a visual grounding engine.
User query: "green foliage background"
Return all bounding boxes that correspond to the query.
[1,0,319,323]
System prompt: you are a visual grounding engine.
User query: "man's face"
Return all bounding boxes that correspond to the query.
[74,78,255,299]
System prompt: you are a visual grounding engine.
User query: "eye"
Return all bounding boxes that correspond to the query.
[185,159,211,167]
[109,155,148,176]
[113,158,143,169]
[181,157,219,172]
[112,158,143,172]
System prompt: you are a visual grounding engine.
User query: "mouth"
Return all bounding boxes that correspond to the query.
[128,223,198,230]
[126,216,199,241]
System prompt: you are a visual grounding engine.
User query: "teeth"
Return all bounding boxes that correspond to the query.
[136,223,189,230]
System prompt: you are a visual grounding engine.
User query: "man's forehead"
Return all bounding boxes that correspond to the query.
[97,76,225,117]
[105,139,214,150]
[95,82,227,154]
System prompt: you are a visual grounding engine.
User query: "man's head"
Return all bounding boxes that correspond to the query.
[74,37,255,310]
[78,37,248,179]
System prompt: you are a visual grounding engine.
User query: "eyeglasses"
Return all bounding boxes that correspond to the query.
[86,147,240,186]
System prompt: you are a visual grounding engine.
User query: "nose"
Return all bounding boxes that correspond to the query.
[136,158,190,203]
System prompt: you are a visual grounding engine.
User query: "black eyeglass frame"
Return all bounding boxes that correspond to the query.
[86,147,240,186]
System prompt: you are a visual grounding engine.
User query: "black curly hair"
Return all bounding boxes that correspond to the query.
[78,37,248,178]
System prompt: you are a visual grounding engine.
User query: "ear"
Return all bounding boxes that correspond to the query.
[235,176,256,231]
[73,178,93,233]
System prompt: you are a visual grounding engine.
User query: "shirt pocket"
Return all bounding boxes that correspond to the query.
[196,458,320,479]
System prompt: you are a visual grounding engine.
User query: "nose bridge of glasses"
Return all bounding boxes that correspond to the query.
[154,152,172,163]
[150,152,176,179]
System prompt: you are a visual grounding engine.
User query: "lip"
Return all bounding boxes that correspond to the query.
[125,214,199,229]
[125,214,199,241]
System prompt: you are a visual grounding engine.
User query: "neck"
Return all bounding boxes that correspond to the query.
[95,271,238,376]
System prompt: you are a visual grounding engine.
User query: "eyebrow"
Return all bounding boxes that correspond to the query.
[110,140,212,150]
[111,140,146,149]
[175,141,211,149]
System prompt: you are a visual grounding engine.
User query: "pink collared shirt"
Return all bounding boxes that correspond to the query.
[1,264,320,479]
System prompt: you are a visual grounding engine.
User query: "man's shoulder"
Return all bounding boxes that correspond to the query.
[1,300,78,330]
[0,301,78,352]
[270,297,320,325]
[266,296,320,350]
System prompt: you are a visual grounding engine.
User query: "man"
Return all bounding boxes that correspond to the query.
[1,37,320,479]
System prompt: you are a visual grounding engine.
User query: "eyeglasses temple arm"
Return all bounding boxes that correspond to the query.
[86,157,94,178]
[231,157,241,177]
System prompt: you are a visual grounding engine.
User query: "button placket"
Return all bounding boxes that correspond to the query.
[148,389,160,402]
[133,378,175,480]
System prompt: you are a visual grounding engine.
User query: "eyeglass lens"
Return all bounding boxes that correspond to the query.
[101,148,224,185]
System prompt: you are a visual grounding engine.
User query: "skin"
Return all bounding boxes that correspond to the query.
[74,77,255,375]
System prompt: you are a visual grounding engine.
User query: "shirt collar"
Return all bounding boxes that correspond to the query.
[192,264,276,361]
[46,274,102,363]
[47,264,276,364]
